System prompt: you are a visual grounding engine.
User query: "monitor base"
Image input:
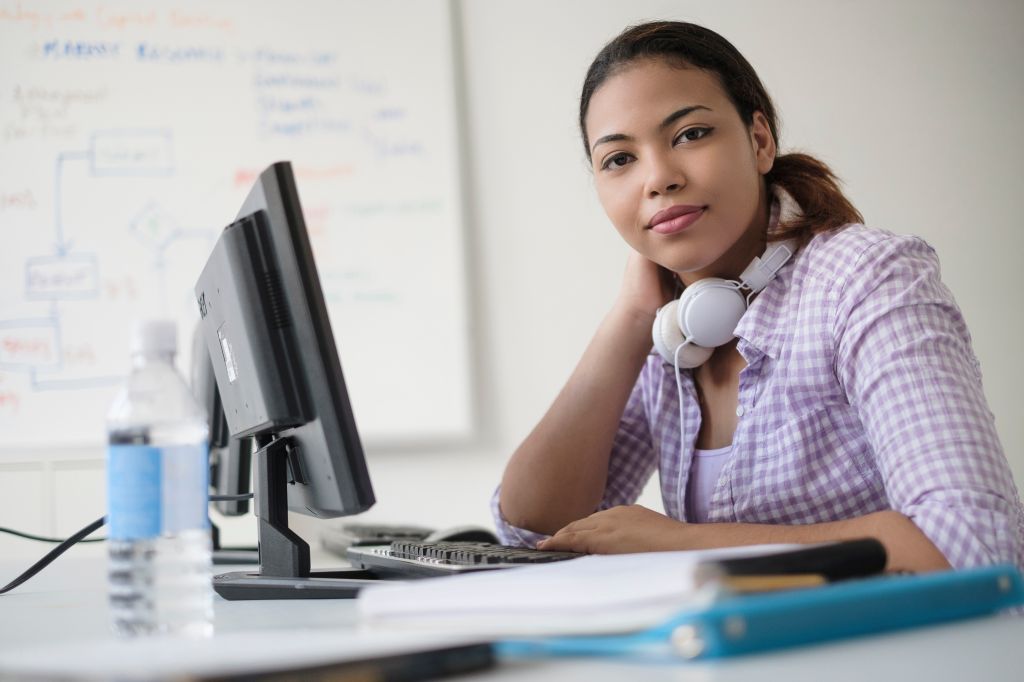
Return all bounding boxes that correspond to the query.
[213,568,385,600]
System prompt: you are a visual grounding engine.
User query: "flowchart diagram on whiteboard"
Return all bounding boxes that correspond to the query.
[0,0,472,449]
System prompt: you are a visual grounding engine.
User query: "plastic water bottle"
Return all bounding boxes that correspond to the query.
[106,319,213,637]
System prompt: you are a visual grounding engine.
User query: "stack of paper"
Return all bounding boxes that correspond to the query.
[357,545,798,637]
[357,547,1024,662]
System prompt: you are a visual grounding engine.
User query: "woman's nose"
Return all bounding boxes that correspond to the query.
[645,156,686,198]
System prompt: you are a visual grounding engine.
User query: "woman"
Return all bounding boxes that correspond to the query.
[492,21,1023,573]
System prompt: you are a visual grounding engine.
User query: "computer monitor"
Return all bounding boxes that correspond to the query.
[194,161,379,599]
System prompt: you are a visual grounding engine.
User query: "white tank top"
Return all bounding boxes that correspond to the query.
[685,445,734,523]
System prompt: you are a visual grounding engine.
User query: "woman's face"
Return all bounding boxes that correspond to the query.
[585,59,775,284]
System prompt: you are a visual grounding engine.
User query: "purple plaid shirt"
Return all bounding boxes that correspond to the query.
[493,221,1024,571]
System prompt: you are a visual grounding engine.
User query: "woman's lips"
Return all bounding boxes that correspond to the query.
[648,205,706,235]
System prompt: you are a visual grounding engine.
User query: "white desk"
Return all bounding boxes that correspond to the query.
[2,550,1023,681]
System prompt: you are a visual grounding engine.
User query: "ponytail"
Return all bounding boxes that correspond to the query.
[766,153,863,245]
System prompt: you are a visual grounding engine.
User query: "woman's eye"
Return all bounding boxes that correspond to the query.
[674,126,713,145]
[601,152,634,171]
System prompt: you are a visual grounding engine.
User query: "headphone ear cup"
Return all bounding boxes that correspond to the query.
[676,278,747,348]
[651,300,715,368]
[652,300,684,364]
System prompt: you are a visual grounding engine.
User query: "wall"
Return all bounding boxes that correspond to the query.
[2,0,1022,560]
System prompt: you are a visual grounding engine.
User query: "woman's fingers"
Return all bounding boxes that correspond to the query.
[538,529,590,553]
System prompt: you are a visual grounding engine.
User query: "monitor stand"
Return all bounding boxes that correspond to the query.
[212,436,384,600]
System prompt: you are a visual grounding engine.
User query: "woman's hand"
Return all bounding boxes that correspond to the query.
[536,505,690,554]
[614,252,677,323]
[536,508,953,573]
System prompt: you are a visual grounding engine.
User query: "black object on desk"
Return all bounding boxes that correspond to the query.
[706,538,888,582]
[201,642,496,682]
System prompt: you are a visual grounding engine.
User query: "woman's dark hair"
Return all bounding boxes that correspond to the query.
[580,21,862,243]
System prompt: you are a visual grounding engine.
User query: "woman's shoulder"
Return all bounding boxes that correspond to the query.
[794,223,938,292]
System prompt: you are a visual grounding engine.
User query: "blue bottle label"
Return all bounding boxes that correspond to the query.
[107,443,209,540]
[108,444,162,540]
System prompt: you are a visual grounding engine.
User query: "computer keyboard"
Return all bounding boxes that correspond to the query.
[390,541,582,565]
[347,541,583,578]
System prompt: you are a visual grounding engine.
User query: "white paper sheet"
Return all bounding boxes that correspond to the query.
[357,545,799,637]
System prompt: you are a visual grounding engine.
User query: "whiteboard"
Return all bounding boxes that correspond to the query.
[0,0,472,449]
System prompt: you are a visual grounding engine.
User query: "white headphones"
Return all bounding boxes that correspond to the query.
[651,238,797,368]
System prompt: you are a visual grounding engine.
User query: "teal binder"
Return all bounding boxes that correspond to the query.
[498,564,1024,661]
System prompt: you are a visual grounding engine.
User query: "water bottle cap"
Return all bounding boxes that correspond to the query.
[131,319,177,356]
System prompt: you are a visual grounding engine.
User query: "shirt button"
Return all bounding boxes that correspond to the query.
[735,405,745,417]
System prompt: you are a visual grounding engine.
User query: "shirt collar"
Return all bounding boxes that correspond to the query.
[734,187,800,362]
[734,264,792,362]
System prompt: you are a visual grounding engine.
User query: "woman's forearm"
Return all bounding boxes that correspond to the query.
[499,303,655,535]
[687,510,951,572]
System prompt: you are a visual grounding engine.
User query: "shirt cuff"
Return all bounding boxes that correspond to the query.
[905,499,1024,572]
[489,486,550,548]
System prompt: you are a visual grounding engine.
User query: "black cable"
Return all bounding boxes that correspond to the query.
[0,526,106,543]
[1,516,105,595]
[0,494,254,544]
[1,492,256,595]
